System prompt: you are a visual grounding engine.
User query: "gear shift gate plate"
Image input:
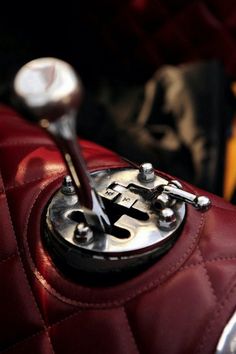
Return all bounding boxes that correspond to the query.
[45,167,186,278]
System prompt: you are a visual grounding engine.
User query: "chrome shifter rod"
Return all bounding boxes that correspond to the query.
[14,57,111,232]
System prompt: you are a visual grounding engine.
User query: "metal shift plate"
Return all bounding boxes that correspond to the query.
[45,167,186,277]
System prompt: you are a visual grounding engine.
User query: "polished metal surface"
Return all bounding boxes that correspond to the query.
[216,310,236,353]
[45,167,186,275]
[45,167,212,276]
[14,58,111,232]
[138,162,155,182]
[46,112,111,232]
[169,180,183,189]
[61,175,75,195]
[154,193,171,209]
[163,184,211,211]
[14,57,82,119]
[74,223,94,245]
[158,208,177,230]
[196,195,211,210]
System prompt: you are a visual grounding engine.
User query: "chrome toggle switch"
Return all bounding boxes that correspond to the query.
[161,181,211,211]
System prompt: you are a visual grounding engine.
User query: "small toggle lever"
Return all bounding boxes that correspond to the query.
[13,57,111,232]
[161,180,211,211]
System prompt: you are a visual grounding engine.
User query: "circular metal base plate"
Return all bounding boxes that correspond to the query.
[44,168,186,281]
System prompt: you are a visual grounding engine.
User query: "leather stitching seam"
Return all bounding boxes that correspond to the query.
[197,245,218,302]
[1,309,83,353]
[32,232,206,306]
[2,305,146,353]
[1,329,46,353]
[180,255,236,271]
[195,279,236,354]
[23,175,205,307]
[1,176,55,354]
[122,306,140,354]
[211,204,236,212]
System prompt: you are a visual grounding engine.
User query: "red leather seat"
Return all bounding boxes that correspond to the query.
[1,105,236,354]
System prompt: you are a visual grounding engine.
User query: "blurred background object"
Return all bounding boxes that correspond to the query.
[0,0,236,200]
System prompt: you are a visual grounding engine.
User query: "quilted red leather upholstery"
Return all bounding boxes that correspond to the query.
[1,105,236,354]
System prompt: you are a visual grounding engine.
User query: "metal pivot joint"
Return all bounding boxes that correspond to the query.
[152,178,211,227]
[159,180,211,211]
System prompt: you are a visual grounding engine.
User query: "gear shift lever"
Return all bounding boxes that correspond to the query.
[12,57,210,280]
[13,57,111,232]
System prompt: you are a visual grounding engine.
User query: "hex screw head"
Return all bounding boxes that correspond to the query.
[158,208,177,230]
[74,223,94,244]
[153,193,170,210]
[61,175,75,195]
[138,163,155,183]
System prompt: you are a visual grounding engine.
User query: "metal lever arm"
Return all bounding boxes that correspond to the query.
[14,57,111,232]
[45,113,110,231]
[163,184,211,210]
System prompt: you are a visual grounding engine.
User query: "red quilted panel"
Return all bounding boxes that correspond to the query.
[1,105,236,354]
[200,207,236,259]
[5,332,54,354]
[0,256,44,350]
[125,265,216,354]
[0,194,17,260]
[49,308,139,354]
[205,260,236,299]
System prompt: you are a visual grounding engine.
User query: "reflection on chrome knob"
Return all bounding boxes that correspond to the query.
[14,57,83,121]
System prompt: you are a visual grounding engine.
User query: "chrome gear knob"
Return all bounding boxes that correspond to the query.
[13,57,111,232]
[14,57,83,121]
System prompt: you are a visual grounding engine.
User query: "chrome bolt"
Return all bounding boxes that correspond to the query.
[153,193,170,210]
[138,162,155,182]
[61,175,75,195]
[74,223,94,244]
[158,208,177,230]
[194,196,211,211]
